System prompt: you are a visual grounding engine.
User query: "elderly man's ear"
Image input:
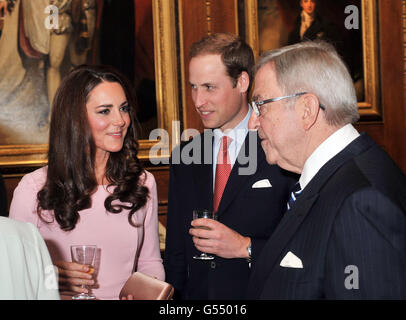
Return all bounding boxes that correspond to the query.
[299,94,322,131]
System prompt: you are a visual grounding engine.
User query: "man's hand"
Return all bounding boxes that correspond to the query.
[189,219,251,259]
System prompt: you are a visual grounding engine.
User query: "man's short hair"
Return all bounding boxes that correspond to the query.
[190,33,255,92]
[256,40,359,126]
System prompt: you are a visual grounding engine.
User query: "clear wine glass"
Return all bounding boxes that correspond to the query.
[192,209,217,260]
[70,245,97,300]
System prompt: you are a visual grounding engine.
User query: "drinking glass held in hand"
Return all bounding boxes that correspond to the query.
[192,209,218,260]
[70,245,97,300]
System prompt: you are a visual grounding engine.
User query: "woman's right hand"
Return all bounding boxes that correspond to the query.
[55,260,95,294]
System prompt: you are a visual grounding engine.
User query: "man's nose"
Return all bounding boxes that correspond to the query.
[248,109,259,130]
[193,89,206,108]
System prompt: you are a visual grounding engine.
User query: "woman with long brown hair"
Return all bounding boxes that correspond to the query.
[10,65,164,299]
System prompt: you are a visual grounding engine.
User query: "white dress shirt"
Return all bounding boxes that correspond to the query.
[212,107,252,189]
[300,10,315,39]
[299,124,360,190]
[0,217,60,300]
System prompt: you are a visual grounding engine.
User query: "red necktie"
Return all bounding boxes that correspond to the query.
[213,136,232,212]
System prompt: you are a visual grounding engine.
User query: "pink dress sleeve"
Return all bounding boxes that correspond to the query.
[9,167,46,227]
[135,171,165,281]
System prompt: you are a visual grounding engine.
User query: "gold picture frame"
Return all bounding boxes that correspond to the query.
[242,0,381,120]
[0,0,180,168]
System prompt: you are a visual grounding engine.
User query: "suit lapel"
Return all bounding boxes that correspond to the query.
[249,133,376,298]
[193,160,213,210]
[192,131,214,211]
[249,192,319,298]
[304,15,323,40]
[217,131,264,215]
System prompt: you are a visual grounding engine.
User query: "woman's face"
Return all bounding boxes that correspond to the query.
[86,81,131,162]
[301,0,316,15]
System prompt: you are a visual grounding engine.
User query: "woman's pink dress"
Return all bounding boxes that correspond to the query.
[9,166,165,300]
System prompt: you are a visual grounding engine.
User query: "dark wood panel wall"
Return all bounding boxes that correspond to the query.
[2,0,406,220]
[179,0,238,132]
[179,0,406,173]
[355,0,405,172]
[378,0,406,171]
[355,0,406,169]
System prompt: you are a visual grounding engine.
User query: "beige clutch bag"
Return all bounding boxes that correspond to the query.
[119,272,174,300]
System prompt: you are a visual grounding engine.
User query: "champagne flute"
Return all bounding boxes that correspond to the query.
[70,245,97,300]
[192,209,217,260]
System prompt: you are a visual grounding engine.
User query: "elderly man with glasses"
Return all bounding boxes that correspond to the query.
[247,40,406,299]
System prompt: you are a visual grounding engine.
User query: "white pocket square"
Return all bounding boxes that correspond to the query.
[280,251,303,269]
[252,179,272,188]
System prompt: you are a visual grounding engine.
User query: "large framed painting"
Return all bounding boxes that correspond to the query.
[0,0,179,167]
[239,0,380,120]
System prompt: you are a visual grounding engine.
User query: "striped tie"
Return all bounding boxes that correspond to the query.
[287,182,302,211]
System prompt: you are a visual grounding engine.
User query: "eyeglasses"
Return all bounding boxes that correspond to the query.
[250,92,326,117]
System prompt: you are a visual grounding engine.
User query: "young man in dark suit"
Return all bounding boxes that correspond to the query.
[164,33,295,299]
[248,40,406,299]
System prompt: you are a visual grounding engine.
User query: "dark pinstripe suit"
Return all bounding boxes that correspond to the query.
[247,133,406,299]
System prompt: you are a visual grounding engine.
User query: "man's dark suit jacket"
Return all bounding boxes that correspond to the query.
[164,130,296,299]
[247,133,406,299]
[288,13,335,45]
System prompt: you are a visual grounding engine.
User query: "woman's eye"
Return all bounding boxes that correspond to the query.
[121,105,130,112]
[98,109,110,115]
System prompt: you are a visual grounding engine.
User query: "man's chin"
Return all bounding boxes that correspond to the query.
[264,149,278,165]
[265,155,278,166]
[201,120,217,130]
[262,144,279,166]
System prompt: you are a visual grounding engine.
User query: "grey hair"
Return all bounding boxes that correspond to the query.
[256,40,359,126]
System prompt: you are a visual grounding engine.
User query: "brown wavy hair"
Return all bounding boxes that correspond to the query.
[37,65,148,231]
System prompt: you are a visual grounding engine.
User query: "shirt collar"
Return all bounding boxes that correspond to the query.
[301,10,315,24]
[213,107,251,147]
[299,124,360,190]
